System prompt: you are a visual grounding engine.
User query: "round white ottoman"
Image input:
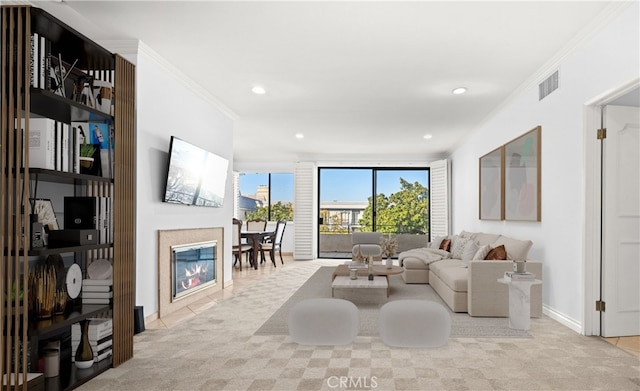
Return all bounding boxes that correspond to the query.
[288,298,359,345]
[378,299,451,348]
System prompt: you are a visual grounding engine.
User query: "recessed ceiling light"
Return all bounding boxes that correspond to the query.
[423,134,433,140]
[252,86,266,95]
[452,87,467,95]
[295,133,304,139]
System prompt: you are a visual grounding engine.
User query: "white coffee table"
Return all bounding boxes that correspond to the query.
[331,276,389,300]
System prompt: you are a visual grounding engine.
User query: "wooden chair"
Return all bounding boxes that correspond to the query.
[232,218,253,270]
[260,220,286,266]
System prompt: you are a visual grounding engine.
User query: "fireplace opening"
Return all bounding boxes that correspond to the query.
[171,240,217,301]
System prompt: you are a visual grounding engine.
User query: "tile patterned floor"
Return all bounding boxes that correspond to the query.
[78,256,640,391]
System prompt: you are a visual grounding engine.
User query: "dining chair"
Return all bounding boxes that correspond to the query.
[260,220,286,266]
[232,218,253,270]
[246,220,267,231]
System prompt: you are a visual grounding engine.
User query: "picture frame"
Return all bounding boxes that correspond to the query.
[479,146,504,220]
[504,126,541,221]
[30,198,60,231]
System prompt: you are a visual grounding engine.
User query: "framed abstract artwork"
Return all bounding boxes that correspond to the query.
[479,146,504,220]
[504,126,541,221]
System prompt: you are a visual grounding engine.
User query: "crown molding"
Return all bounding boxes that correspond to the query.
[136,41,238,121]
[470,1,634,137]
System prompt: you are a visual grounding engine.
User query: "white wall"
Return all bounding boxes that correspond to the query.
[449,3,639,329]
[134,44,235,316]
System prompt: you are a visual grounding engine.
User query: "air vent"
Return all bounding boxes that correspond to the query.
[539,70,559,101]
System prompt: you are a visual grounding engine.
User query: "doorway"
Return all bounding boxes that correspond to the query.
[584,81,640,338]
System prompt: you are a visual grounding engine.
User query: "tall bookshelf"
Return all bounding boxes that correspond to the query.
[1,6,135,390]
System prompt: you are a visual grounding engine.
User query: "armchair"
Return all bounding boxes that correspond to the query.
[351,232,383,262]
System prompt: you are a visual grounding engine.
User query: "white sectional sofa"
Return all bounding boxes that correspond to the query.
[399,231,543,317]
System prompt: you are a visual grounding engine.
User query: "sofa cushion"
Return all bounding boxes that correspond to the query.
[474,232,501,246]
[491,236,533,260]
[430,236,445,249]
[473,244,491,260]
[459,231,477,240]
[460,240,479,267]
[429,259,468,292]
[485,245,507,260]
[402,257,429,270]
[451,236,471,259]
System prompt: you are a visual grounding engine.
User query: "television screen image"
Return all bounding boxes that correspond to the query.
[163,136,229,207]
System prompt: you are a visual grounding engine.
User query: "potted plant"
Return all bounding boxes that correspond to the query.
[79,139,96,172]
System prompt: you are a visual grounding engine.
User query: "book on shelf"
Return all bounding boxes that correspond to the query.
[503,271,536,281]
[72,337,113,363]
[26,118,56,170]
[82,297,112,305]
[82,284,112,293]
[71,318,112,340]
[82,279,113,286]
[82,291,113,299]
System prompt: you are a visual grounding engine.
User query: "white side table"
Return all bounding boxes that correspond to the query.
[497,277,542,330]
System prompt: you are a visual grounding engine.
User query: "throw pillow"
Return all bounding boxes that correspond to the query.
[472,244,491,260]
[430,236,445,249]
[450,237,471,259]
[439,239,452,252]
[484,245,507,260]
[460,240,479,267]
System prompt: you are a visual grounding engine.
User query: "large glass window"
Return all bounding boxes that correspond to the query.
[318,167,429,258]
[238,173,294,221]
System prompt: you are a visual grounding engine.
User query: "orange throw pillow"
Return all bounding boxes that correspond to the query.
[484,245,507,260]
[439,239,452,252]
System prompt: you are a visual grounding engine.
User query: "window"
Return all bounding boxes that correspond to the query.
[318,167,429,258]
[238,173,294,221]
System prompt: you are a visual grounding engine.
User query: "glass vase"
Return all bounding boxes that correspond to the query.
[386,256,393,269]
[75,319,94,369]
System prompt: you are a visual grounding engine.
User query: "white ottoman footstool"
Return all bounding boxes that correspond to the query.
[288,298,359,345]
[378,299,451,348]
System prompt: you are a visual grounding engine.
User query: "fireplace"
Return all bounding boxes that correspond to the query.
[158,228,224,319]
[171,241,217,301]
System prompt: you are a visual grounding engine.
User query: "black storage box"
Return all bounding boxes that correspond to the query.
[48,229,99,247]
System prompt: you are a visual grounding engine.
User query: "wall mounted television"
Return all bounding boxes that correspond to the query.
[163,136,229,207]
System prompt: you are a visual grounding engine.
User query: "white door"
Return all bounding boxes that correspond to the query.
[602,105,640,337]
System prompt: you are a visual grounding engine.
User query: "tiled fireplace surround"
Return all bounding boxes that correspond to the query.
[158,228,224,319]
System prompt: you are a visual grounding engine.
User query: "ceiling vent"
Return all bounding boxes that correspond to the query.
[539,70,559,101]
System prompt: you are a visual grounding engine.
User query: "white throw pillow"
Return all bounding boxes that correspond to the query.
[472,244,491,260]
[460,240,479,267]
[450,237,470,259]
[430,236,445,249]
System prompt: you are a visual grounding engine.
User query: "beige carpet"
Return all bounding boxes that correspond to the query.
[77,260,640,391]
[256,266,531,338]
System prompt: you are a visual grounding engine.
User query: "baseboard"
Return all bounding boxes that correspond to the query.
[543,304,583,334]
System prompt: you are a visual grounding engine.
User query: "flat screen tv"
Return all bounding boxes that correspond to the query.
[163,136,229,207]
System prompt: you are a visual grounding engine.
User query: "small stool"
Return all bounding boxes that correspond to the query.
[378,300,451,348]
[287,298,359,345]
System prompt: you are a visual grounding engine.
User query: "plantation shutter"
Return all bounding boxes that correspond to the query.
[232,172,240,218]
[429,159,450,238]
[294,162,317,259]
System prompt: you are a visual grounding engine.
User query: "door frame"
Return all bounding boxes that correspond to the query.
[583,77,639,336]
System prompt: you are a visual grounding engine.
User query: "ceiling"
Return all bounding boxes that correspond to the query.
[30,1,619,164]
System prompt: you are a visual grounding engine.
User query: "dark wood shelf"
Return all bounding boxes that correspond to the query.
[28,243,113,257]
[44,357,112,391]
[30,88,114,124]
[29,305,111,340]
[28,168,113,185]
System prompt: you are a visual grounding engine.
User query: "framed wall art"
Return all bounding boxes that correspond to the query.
[479,146,504,220]
[504,126,541,221]
[30,198,60,230]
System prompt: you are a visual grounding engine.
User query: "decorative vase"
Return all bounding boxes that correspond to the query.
[75,319,94,369]
[386,256,393,269]
[350,269,357,280]
[368,256,374,280]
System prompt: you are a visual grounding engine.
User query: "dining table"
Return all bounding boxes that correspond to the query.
[241,229,276,269]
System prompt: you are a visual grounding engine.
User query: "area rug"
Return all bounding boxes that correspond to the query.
[255,266,531,338]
